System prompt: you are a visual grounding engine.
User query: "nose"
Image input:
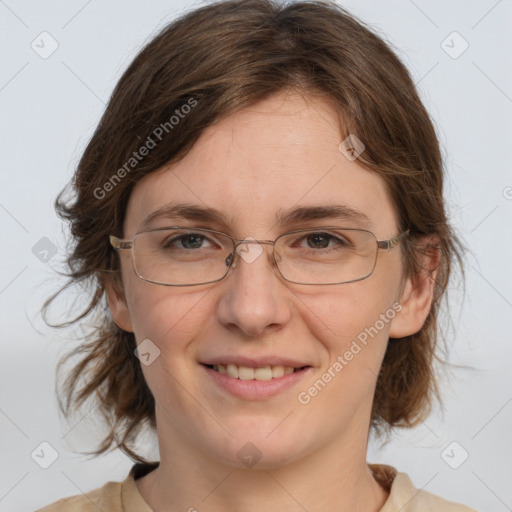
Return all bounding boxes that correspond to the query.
[214,240,292,338]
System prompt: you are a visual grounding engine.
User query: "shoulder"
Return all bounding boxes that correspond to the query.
[34,481,122,512]
[370,464,479,512]
[391,472,478,511]
[34,462,158,512]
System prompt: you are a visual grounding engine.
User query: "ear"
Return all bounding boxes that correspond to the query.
[105,277,134,333]
[389,236,440,338]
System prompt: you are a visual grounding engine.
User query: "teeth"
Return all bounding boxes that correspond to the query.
[213,364,300,380]
[226,364,238,379]
[254,367,272,380]
[238,366,255,380]
[271,365,284,378]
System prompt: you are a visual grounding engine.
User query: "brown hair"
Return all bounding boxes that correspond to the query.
[44,0,464,463]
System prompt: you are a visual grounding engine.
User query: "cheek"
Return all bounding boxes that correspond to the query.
[295,286,398,420]
[124,284,215,411]
[307,278,398,344]
[125,279,210,353]
[300,262,402,374]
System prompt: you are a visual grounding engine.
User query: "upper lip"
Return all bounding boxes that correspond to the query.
[200,355,311,368]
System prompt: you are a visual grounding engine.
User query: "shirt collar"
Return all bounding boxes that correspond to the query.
[122,461,422,512]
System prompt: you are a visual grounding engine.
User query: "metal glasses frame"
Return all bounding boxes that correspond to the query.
[110,226,410,286]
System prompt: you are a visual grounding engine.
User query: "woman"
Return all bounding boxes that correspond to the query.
[38,0,476,510]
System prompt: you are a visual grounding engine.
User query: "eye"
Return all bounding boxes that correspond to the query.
[297,232,350,250]
[163,232,214,250]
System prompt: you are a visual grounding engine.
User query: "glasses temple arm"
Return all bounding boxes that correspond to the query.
[377,229,410,250]
[110,235,132,250]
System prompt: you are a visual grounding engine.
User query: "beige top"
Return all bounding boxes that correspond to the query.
[36,462,478,511]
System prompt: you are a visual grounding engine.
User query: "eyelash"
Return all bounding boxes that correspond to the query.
[162,231,349,251]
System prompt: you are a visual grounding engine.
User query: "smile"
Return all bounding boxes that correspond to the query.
[206,363,306,380]
[201,363,312,400]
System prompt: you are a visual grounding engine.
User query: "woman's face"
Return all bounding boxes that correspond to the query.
[110,90,419,469]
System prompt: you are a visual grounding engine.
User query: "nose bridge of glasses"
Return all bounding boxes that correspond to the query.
[234,239,275,249]
[228,238,281,269]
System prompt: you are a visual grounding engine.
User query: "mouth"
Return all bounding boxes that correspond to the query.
[201,362,313,400]
[202,363,311,381]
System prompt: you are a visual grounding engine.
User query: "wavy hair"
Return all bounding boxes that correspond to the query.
[43,0,464,463]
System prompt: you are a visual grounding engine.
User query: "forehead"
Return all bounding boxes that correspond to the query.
[124,91,398,237]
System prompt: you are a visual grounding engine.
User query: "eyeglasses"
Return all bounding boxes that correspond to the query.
[110,226,409,286]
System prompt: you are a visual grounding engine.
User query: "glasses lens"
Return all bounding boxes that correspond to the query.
[131,227,378,286]
[275,228,378,284]
[132,228,233,285]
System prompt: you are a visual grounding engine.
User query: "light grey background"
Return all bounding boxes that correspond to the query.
[1,1,511,510]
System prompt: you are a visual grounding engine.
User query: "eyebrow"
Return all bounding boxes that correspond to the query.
[139,202,371,232]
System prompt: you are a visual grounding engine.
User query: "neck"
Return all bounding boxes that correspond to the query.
[136,415,389,512]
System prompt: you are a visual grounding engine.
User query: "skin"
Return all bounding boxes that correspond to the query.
[107,89,436,512]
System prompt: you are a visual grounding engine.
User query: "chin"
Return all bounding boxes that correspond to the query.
[202,421,314,471]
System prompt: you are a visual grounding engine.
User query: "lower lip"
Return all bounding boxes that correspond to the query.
[201,364,312,400]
